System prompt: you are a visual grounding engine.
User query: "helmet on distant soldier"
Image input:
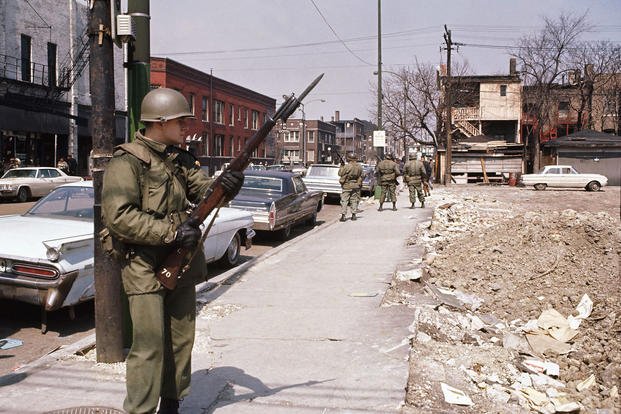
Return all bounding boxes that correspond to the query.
[385,153,394,160]
[140,88,194,122]
[346,152,357,161]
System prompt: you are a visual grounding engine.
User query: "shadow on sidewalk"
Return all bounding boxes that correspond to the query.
[187,366,333,413]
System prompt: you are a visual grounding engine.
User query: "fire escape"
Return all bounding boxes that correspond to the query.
[49,26,91,100]
[451,107,480,137]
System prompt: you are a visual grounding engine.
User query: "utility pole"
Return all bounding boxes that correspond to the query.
[376,0,383,159]
[90,0,124,363]
[443,25,453,185]
[127,0,150,141]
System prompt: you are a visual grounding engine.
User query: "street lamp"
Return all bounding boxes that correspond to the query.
[299,98,326,165]
[374,70,409,161]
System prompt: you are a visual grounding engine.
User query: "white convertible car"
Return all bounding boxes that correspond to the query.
[521,165,608,191]
[0,181,254,331]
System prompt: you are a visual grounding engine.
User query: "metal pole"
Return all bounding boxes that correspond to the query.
[301,103,306,165]
[376,0,383,158]
[127,0,150,142]
[443,25,453,186]
[90,0,124,362]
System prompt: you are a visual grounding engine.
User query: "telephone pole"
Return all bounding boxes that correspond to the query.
[90,0,124,362]
[442,25,453,185]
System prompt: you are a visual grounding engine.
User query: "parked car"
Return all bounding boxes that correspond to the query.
[302,164,342,199]
[266,164,289,171]
[245,164,266,172]
[0,181,254,331]
[361,164,377,196]
[0,167,83,202]
[521,165,608,191]
[228,170,324,240]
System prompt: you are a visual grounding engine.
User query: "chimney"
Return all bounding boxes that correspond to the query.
[509,58,516,76]
[320,116,324,122]
[331,116,334,122]
[335,111,340,122]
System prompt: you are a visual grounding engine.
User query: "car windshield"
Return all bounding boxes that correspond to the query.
[242,176,284,192]
[2,169,37,178]
[246,164,266,171]
[307,166,339,178]
[26,186,94,220]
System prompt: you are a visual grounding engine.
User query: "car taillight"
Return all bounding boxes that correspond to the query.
[268,202,276,230]
[13,264,58,279]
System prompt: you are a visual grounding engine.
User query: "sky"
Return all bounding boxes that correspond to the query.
[149,0,621,122]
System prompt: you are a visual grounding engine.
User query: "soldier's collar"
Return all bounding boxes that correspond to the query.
[135,132,168,154]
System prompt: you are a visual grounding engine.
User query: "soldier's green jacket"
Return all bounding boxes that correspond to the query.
[338,161,363,190]
[403,160,427,185]
[376,159,400,184]
[102,132,213,294]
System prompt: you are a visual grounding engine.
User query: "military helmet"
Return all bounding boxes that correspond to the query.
[385,153,394,160]
[140,88,194,122]
[346,152,357,161]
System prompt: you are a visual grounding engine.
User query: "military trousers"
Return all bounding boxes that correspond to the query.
[379,182,397,203]
[124,285,196,414]
[407,182,425,205]
[340,188,361,215]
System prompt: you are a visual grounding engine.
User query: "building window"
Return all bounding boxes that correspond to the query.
[47,42,57,87]
[251,110,259,130]
[500,85,507,97]
[229,135,234,155]
[558,101,570,111]
[284,149,300,161]
[202,132,209,155]
[238,106,242,121]
[237,136,242,151]
[188,93,195,115]
[229,104,234,126]
[214,134,224,156]
[244,109,249,129]
[283,131,299,142]
[21,34,32,82]
[214,100,224,124]
[307,131,315,143]
[201,96,208,122]
[307,150,315,163]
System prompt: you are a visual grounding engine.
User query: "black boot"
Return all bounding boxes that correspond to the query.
[392,202,397,211]
[339,214,347,222]
[410,203,415,209]
[421,200,425,208]
[157,398,179,414]
[351,213,357,221]
[378,204,383,211]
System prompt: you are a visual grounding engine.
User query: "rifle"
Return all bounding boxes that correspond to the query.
[156,74,324,289]
[333,150,345,166]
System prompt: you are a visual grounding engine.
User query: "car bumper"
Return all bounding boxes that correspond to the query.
[0,269,82,311]
[0,189,18,198]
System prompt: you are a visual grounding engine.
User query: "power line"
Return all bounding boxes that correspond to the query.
[308,0,374,66]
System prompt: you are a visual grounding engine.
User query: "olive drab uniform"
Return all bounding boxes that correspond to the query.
[403,159,427,208]
[376,158,400,210]
[338,159,363,220]
[102,132,213,414]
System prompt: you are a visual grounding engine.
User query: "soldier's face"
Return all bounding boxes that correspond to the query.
[161,118,188,146]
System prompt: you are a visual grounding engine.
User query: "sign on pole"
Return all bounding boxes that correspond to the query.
[373,130,386,147]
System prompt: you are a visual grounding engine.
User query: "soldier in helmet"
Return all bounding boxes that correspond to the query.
[338,152,363,221]
[375,153,400,211]
[102,88,244,414]
[403,152,428,208]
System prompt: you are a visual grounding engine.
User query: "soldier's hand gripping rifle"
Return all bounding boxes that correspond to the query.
[156,74,324,290]
[332,150,345,166]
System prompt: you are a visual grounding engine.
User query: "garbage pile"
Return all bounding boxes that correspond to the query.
[389,187,620,413]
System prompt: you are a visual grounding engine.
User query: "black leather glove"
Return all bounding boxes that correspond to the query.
[174,217,202,249]
[220,170,244,201]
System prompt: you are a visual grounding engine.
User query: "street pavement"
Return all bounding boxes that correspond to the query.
[0,188,433,414]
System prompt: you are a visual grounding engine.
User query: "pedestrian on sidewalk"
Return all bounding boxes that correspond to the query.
[375,153,400,211]
[403,153,427,208]
[66,154,78,176]
[102,88,244,414]
[338,152,363,221]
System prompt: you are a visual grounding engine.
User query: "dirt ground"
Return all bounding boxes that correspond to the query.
[385,185,620,414]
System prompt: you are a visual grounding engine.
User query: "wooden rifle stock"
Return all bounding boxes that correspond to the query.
[156,73,324,289]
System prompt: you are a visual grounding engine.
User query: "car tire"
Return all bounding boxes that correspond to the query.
[586,181,601,192]
[306,211,317,227]
[217,232,241,268]
[277,224,291,241]
[17,187,30,202]
[533,183,547,191]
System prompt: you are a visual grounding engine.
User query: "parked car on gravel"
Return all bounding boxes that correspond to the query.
[521,165,608,191]
[0,181,254,331]
[0,167,83,202]
[228,170,324,240]
[361,164,377,196]
[302,164,341,199]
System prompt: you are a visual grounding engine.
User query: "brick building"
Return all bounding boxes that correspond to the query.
[275,118,337,165]
[150,57,276,174]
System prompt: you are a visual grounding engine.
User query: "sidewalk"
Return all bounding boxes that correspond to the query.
[0,189,432,414]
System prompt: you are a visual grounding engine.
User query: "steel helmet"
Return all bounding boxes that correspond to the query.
[346,152,357,161]
[385,153,394,160]
[140,88,194,122]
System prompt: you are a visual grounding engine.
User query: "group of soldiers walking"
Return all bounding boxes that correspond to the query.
[338,152,432,221]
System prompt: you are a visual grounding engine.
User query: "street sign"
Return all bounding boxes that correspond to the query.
[373,130,386,147]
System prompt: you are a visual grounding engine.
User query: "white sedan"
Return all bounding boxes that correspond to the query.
[0,167,83,202]
[521,165,608,191]
[0,181,254,331]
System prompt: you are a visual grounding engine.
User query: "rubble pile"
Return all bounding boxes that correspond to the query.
[395,187,620,413]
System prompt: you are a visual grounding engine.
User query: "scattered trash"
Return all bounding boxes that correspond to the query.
[576,373,596,391]
[567,293,593,330]
[348,292,378,297]
[440,382,474,406]
[550,396,581,412]
[525,332,572,355]
[537,308,578,342]
[396,268,422,281]
[0,338,23,350]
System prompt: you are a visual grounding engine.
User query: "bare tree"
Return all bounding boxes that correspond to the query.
[513,12,591,171]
